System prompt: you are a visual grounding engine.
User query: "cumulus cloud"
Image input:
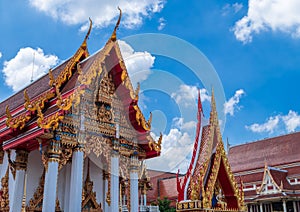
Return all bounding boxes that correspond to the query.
[2,47,58,92]
[282,110,300,132]
[118,40,155,87]
[232,0,300,43]
[158,17,166,30]
[246,116,280,134]
[147,118,196,172]
[0,52,2,59]
[171,85,210,108]
[224,89,245,116]
[29,0,165,30]
[246,110,300,134]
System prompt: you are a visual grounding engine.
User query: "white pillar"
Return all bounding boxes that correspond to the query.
[249,205,253,212]
[144,194,147,206]
[130,156,139,212]
[103,170,110,212]
[110,151,119,212]
[42,139,61,212]
[63,163,71,212]
[10,149,28,212]
[283,200,287,212]
[43,161,59,212]
[259,202,263,212]
[293,201,297,212]
[68,146,84,212]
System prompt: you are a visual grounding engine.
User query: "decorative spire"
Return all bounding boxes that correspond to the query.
[110,7,122,41]
[210,87,217,116]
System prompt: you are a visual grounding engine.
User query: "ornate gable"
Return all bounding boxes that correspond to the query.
[257,164,283,195]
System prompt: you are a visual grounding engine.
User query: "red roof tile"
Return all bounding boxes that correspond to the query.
[0,59,69,116]
[228,132,300,172]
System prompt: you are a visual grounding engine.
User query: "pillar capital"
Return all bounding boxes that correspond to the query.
[15,149,29,171]
[47,139,61,163]
[111,149,119,157]
[74,143,85,152]
[130,156,139,173]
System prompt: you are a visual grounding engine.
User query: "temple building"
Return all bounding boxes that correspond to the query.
[228,132,300,212]
[147,117,300,212]
[174,91,246,211]
[0,10,161,212]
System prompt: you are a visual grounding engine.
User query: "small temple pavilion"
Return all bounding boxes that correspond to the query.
[0,9,161,212]
[229,132,300,212]
[175,91,246,212]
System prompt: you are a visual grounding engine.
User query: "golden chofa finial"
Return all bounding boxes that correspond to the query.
[82,18,93,49]
[111,7,122,41]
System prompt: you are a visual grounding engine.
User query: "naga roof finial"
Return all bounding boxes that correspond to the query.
[111,7,122,41]
[82,18,93,48]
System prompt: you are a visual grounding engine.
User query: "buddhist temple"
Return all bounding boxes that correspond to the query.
[228,132,300,212]
[0,9,161,212]
[175,90,246,212]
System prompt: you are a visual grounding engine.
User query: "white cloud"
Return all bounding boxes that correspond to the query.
[224,89,245,116]
[246,115,280,134]
[29,0,165,30]
[281,110,300,132]
[2,47,58,92]
[232,0,300,43]
[171,85,210,108]
[158,17,166,30]
[233,3,243,13]
[147,119,196,172]
[222,3,243,16]
[118,40,155,87]
[0,52,2,59]
[246,110,300,134]
[172,117,197,134]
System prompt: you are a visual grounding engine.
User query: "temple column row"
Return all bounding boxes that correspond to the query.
[2,147,143,212]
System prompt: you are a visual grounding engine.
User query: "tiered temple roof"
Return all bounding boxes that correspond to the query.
[0,11,161,158]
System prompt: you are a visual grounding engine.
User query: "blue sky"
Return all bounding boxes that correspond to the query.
[1,0,300,172]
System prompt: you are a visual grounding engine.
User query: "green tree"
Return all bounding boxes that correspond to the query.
[157,197,176,212]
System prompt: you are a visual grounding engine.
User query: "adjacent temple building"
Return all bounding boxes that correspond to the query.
[175,91,246,211]
[147,92,300,212]
[0,10,161,212]
[228,132,300,212]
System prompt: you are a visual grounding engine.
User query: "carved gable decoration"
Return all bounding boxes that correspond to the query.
[82,160,103,212]
[257,165,282,195]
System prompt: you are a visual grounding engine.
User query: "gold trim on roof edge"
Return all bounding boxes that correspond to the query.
[5,20,92,131]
